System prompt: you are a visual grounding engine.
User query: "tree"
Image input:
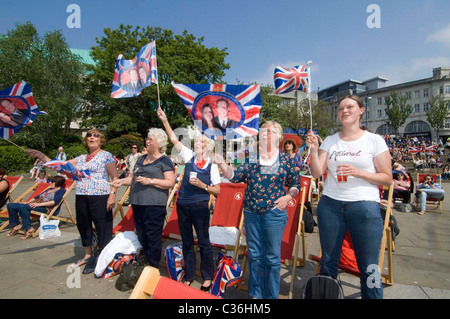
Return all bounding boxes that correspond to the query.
[426,95,449,139]
[83,24,230,139]
[0,22,86,150]
[384,90,412,136]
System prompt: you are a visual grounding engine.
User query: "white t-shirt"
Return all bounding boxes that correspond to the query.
[320,131,389,202]
[179,145,221,185]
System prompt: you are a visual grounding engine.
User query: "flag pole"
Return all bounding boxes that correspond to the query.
[1,137,26,152]
[306,61,313,164]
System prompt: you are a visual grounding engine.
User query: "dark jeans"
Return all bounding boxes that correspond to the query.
[132,204,166,267]
[75,195,112,251]
[177,201,214,282]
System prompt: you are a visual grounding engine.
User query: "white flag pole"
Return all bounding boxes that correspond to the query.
[306,61,313,162]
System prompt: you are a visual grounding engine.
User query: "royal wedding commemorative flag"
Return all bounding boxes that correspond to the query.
[172,83,262,139]
[274,65,309,94]
[0,81,46,139]
[111,41,158,98]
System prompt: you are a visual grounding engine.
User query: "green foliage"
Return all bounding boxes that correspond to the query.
[0,146,34,174]
[426,95,449,137]
[64,144,87,160]
[384,91,413,135]
[83,24,230,138]
[0,22,86,149]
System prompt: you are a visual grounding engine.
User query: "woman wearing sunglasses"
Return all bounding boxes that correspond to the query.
[26,129,118,274]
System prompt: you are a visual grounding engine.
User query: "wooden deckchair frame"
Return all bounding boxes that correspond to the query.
[309,183,395,287]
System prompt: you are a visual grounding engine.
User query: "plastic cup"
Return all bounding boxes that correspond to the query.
[337,174,347,182]
[190,172,197,181]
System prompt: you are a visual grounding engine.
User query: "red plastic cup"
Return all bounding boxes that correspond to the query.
[337,175,347,182]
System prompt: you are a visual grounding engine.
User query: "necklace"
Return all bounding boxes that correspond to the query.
[86,149,101,162]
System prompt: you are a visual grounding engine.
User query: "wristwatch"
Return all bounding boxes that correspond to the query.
[110,191,116,194]
[150,178,154,184]
[204,185,208,191]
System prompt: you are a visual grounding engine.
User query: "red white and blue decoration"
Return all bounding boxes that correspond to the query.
[165,242,185,282]
[111,41,158,98]
[408,144,437,155]
[210,253,242,297]
[274,65,309,94]
[0,81,46,139]
[44,160,90,181]
[172,83,261,139]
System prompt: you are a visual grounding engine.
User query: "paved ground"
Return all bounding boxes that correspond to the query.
[0,174,449,299]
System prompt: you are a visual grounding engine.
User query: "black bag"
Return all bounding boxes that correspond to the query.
[302,275,344,299]
[302,202,316,233]
[115,256,147,292]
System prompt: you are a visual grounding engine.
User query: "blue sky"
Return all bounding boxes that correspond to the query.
[1,0,450,91]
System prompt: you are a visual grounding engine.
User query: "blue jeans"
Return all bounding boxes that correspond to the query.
[7,202,47,230]
[317,196,383,299]
[177,201,214,282]
[244,207,288,299]
[418,188,444,211]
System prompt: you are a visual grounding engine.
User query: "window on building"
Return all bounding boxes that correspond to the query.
[445,119,450,129]
[377,97,382,105]
[405,92,411,100]
[414,90,420,98]
[423,88,429,97]
[414,104,420,113]
[377,109,382,118]
[423,103,429,112]
[445,86,450,94]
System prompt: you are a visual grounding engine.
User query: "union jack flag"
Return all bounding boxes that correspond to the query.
[165,242,185,282]
[172,83,262,139]
[111,41,158,99]
[0,81,46,139]
[408,144,437,155]
[44,160,90,181]
[210,253,242,297]
[274,65,309,94]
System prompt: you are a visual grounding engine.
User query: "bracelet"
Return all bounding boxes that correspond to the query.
[110,191,116,194]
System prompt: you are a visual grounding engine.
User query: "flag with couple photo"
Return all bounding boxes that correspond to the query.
[0,81,46,139]
[172,83,262,140]
[111,41,158,98]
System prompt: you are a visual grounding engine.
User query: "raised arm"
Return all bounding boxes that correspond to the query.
[156,107,183,153]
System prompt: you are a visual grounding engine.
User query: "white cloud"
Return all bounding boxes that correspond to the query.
[381,56,450,85]
[425,23,450,48]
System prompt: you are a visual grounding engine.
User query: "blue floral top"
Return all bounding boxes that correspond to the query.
[231,152,300,214]
[75,151,115,195]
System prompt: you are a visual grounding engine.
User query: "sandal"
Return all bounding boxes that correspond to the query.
[20,227,35,240]
[70,257,91,269]
[7,225,22,238]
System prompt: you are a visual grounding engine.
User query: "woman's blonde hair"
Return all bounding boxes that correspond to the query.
[261,121,283,142]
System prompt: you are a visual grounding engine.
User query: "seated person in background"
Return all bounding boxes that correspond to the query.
[416,174,445,216]
[393,172,411,203]
[0,169,9,209]
[6,175,66,239]
[441,164,450,180]
[35,170,49,183]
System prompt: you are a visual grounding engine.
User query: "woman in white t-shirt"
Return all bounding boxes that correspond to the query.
[306,95,392,299]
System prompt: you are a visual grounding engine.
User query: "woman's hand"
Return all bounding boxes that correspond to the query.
[274,194,293,210]
[336,164,361,178]
[306,130,319,152]
[135,176,152,185]
[189,177,204,189]
[156,107,167,123]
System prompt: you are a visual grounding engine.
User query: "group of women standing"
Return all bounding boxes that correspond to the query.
[22,94,391,299]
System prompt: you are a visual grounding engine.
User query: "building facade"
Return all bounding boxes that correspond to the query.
[318,67,450,141]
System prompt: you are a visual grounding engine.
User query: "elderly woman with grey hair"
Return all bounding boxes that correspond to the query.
[157,107,221,292]
[112,128,175,267]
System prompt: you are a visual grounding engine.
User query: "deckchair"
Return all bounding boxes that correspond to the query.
[0,181,45,232]
[415,173,443,213]
[238,175,312,299]
[162,193,182,241]
[29,179,76,237]
[208,183,246,259]
[309,183,395,286]
[130,266,220,299]
[111,186,135,234]
[4,176,24,204]
[167,165,185,208]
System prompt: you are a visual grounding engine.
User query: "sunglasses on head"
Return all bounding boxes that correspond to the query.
[86,133,101,138]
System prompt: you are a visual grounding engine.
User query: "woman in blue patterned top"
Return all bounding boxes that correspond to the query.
[213,121,300,299]
[26,129,118,274]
